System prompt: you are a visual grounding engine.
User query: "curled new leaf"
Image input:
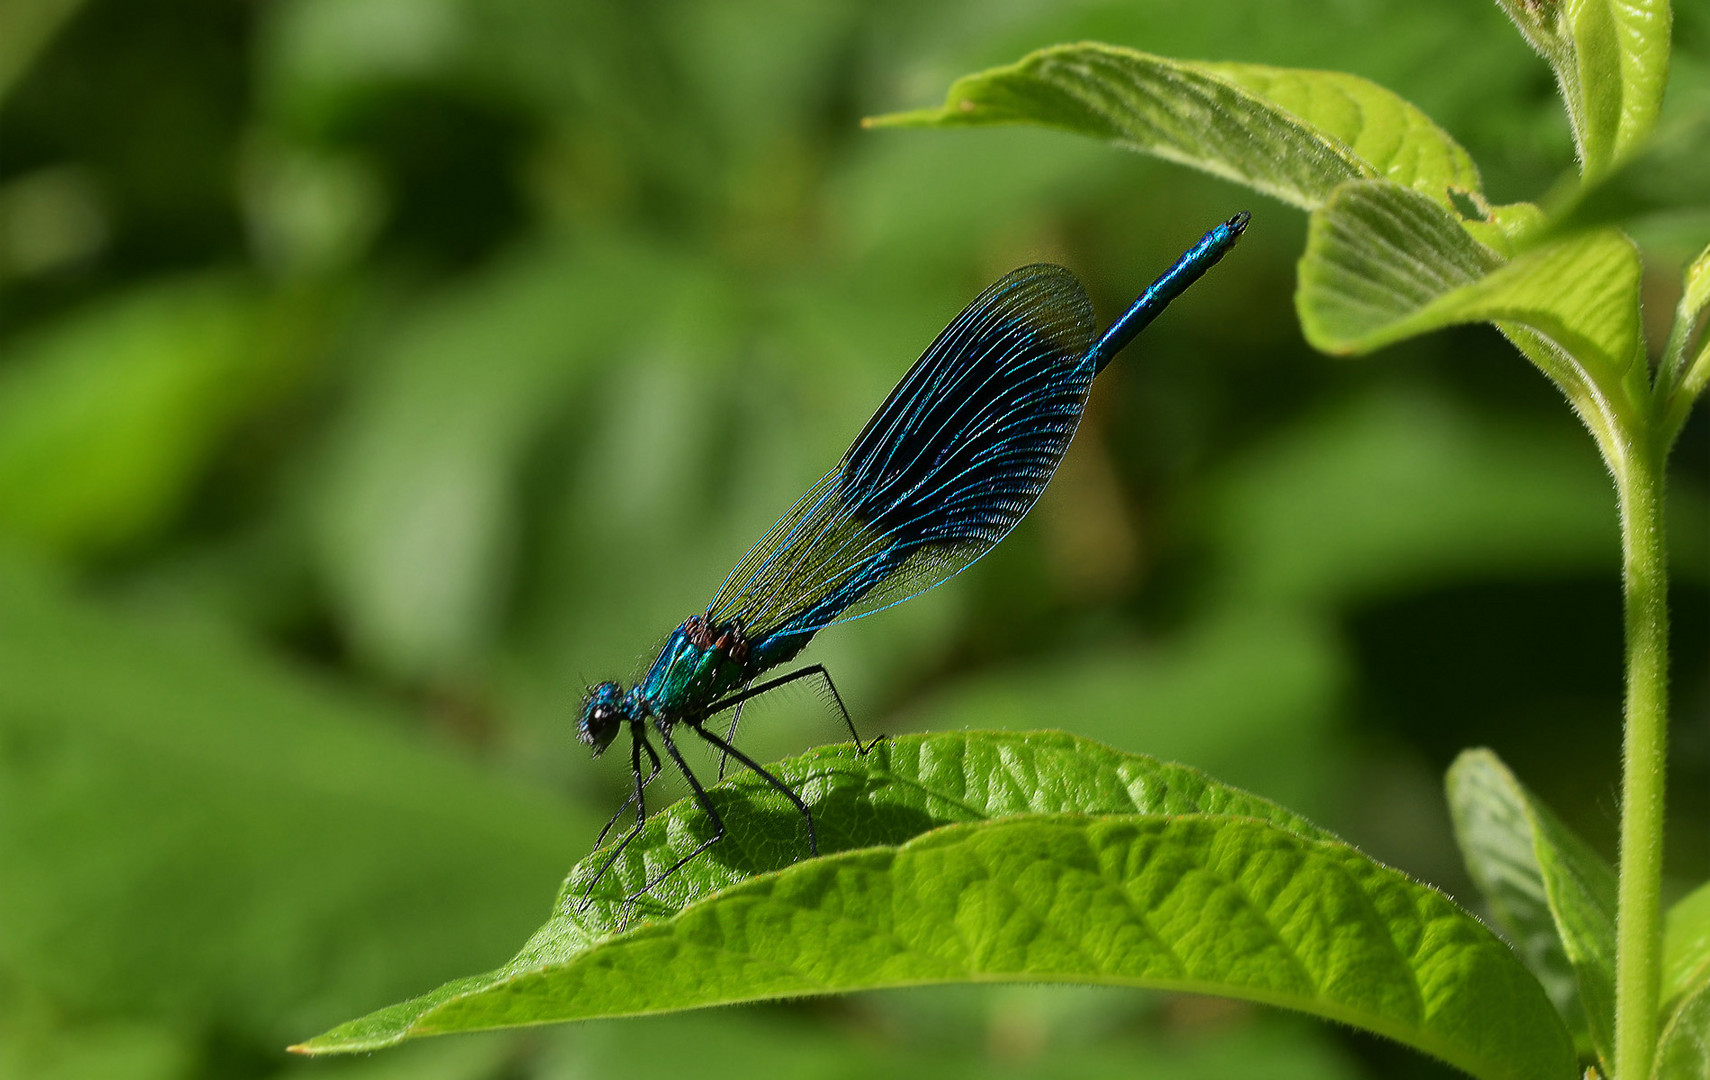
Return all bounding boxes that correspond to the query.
[1297,179,1646,457]
[1660,241,1710,443]
[1490,0,1672,178]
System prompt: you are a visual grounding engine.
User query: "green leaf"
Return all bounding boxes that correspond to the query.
[1686,243,1710,321]
[867,44,1481,212]
[1661,241,1710,441]
[1447,749,1617,1071]
[1664,880,1710,1013]
[1297,179,1645,455]
[567,731,1339,940]
[299,733,1577,1080]
[1195,62,1485,202]
[1296,181,1503,352]
[1299,180,1642,369]
[1490,0,1672,177]
[1654,982,1710,1080]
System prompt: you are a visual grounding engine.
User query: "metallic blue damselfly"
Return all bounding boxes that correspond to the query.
[576,212,1250,904]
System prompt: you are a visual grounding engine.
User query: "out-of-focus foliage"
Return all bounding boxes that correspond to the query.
[0,1,1704,1079]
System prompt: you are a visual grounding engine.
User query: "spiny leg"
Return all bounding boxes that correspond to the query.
[577,728,661,911]
[704,664,880,754]
[593,737,662,848]
[715,693,748,781]
[688,718,817,856]
[630,723,729,904]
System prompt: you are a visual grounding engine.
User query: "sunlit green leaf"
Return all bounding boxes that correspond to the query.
[1664,880,1710,1014]
[1297,179,1645,454]
[299,732,1575,1080]
[1299,180,1642,370]
[1447,749,1616,1071]
[1654,981,1710,1080]
[1490,0,1672,177]
[1196,62,1484,201]
[1296,180,1503,351]
[567,731,1337,938]
[868,44,1481,212]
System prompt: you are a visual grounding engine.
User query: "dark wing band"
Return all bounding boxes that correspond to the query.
[707,264,1097,650]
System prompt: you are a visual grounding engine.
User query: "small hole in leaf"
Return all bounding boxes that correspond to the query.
[1448,189,1484,222]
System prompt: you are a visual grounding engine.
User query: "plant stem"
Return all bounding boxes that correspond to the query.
[1613,433,1669,1080]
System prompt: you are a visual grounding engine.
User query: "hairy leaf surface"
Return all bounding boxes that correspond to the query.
[869,44,1480,211]
[298,734,1575,1080]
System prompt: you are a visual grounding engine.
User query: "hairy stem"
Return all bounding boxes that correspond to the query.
[1613,433,1669,1080]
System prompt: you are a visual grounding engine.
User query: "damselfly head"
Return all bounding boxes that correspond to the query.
[576,681,626,756]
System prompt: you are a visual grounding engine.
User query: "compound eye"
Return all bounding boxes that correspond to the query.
[577,695,624,756]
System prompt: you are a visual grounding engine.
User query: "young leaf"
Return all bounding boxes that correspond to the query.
[1447,749,1617,1071]
[1296,179,1646,455]
[1196,62,1484,202]
[1489,0,1672,178]
[1295,179,1504,350]
[297,733,1578,1080]
[1660,241,1710,443]
[1664,880,1710,1014]
[1653,982,1710,1080]
[866,44,1481,212]
[1684,243,1710,324]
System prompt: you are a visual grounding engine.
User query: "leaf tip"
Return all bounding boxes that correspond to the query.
[861,109,927,129]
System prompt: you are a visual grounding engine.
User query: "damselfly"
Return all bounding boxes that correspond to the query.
[576,212,1250,905]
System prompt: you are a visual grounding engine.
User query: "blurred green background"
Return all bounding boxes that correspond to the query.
[1,1,1705,1078]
